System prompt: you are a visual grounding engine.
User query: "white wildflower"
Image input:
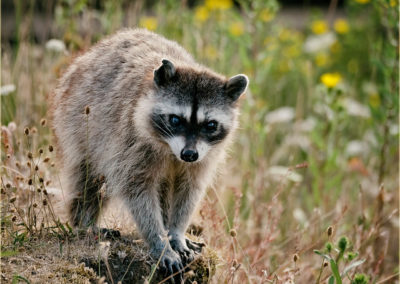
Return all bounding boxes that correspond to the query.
[285,134,311,150]
[45,39,66,53]
[1,84,16,96]
[267,166,303,183]
[314,103,334,121]
[346,140,369,157]
[293,208,309,227]
[303,32,336,53]
[265,107,295,124]
[8,122,17,132]
[390,124,399,136]
[294,117,316,132]
[362,82,378,95]
[342,98,371,118]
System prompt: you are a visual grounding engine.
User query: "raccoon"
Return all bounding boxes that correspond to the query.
[50,28,248,278]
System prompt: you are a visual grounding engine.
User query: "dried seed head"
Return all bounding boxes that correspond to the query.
[293,254,299,262]
[37,188,41,193]
[31,127,37,134]
[27,152,33,159]
[39,177,44,183]
[24,127,30,135]
[38,148,44,154]
[48,145,54,152]
[7,154,11,159]
[6,183,11,189]
[327,226,333,237]
[28,179,33,185]
[42,199,48,206]
[323,261,328,267]
[35,165,39,171]
[43,157,50,163]
[45,180,51,186]
[27,161,31,167]
[40,118,47,126]
[43,189,48,195]
[5,144,9,149]
[1,188,6,194]
[15,162,21,168]
[10,196,16,203]
[85,106,90,115]
[12,216,17,222]
[232,259,238,267]
[33,203,38,208]
[51,163,55,167]
[229,229,237,237]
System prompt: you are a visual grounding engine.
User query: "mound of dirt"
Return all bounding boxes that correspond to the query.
[1,232,218,284]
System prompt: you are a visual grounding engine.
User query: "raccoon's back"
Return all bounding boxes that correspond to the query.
[50,29,196,160]
[52,28,195,114]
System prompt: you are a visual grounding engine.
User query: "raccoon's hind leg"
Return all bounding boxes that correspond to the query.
[68,161,108,229]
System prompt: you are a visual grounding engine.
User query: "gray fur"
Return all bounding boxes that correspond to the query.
[50,28,248,274]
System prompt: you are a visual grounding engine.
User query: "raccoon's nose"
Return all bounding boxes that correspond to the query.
[180,149,199,162]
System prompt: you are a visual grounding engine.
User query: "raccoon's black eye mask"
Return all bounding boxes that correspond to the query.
[168,114,218,134]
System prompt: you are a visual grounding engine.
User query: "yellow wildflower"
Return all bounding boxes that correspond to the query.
[263,36,274,46]
[320,72,342,88]
[229,22,244,37]
[390,0,397,7]
[334,19,349,34]
[259,8,275,22]
[311,20,328,34]
[279,61,290,73]
[354,0,370,3]
[369,93,381,108]
[205,0,232,10]
[315,53,328,67]
[284,45,300,58]
[195,6,209,22]
[279,28,292,41]
[140,17,157,31]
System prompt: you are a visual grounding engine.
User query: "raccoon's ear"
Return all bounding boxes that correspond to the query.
[154,59,176,86]
[224,74,249,102]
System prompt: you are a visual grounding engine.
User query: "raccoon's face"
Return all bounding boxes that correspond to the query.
[150,59,248,163]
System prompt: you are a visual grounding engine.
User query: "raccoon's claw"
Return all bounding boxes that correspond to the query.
[170,238,195,266]
[158,251,184,284]
[185,238,205,254]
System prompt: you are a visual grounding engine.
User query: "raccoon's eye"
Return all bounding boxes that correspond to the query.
[204,120,218,132]
[169,115,182,127]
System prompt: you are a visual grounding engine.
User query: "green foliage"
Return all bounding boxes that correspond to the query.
[315,234,367,284]
[351,273,369,284]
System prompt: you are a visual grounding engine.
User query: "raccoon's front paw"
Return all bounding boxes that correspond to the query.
[185,238,205,254]
[153,247,184,283]
[170,237,195,265]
